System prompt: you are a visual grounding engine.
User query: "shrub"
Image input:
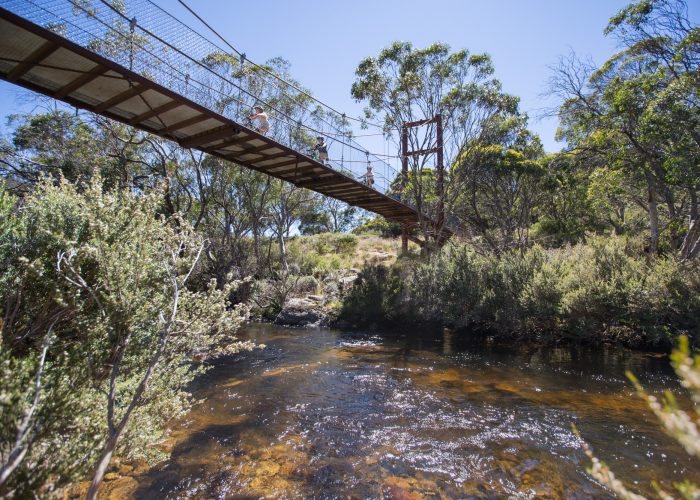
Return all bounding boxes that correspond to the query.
[311,254,344,277]
[340,265,405,326]
[0,179,252,496]
[306,232,358,255]
[352,217,402,237]
[334,233,359,254]
[339,237,700,348]
[295,275,319,295]
[286,233,357,278]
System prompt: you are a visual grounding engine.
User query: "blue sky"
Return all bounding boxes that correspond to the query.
[1,0,698,153]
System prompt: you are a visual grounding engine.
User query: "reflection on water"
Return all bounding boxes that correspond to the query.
[108,324,696,498]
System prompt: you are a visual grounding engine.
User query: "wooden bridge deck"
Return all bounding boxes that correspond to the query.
[0,7,445,233]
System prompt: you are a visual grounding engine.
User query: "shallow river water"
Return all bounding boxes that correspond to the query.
[127,323,697,498]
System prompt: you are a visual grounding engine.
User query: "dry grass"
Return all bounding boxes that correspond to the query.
[287,234,418,277]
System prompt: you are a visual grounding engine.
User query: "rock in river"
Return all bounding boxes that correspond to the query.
[274,298,326,327]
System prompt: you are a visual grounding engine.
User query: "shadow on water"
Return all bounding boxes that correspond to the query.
[120,323,696,498]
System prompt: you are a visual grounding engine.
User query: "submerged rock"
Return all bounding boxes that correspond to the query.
[274,298,327,327]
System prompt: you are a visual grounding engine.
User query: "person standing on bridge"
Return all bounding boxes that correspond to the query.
[249,105,270,135]
[364,162,375,187]
[312,136,329,164]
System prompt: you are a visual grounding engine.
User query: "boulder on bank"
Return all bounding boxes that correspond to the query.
[274,298,327,327]
[364,251,394,263]
[340,275,358,288]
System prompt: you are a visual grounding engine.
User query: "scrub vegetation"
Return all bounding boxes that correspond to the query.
[0,0,698,497]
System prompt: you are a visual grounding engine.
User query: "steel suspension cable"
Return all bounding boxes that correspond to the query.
[173,0,386,130]
[90,0,385,162]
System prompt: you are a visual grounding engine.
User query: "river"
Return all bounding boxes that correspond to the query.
[125,323,696,498]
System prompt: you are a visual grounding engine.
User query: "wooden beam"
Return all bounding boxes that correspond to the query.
[213,136,256,151]
[163,114,209,134]
[347,196,390,205]
[93,83,146,113]
[273,165,319,178]
[247,151,293,163]
[330,184,376,193]
[323,186,368,196]
[261,157,305,170]
[179,125,239,148]
[296,176,343,188]
[235,143,281,157]
[221,149,291,165]
[342,196,386,204]
[7,40,59,82]
[405,147,438,157]
[129,99,181,125]
[403,116,438,128]
[353,200,398,207]
[53,64,107,99]
[335,196,381,204]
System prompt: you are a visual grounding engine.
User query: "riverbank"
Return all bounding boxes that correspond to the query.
[333,236,700,351]
[249,233,403,327]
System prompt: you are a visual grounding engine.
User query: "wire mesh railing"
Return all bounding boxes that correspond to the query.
[0,0,406,198]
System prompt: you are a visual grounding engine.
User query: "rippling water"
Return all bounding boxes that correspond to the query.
[120,324,696,498]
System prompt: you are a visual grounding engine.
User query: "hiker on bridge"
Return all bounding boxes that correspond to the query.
[249,105,270,135]
[361,162,375,187]
[312,136,329,164]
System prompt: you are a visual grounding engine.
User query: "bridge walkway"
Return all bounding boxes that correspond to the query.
[0,6,450,236]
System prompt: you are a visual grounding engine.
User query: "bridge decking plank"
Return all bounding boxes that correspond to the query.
[130,99,182,126]
[54,64,107,99]
[7,40,58,82]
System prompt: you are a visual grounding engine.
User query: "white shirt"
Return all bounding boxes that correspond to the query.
[252,112,269,129]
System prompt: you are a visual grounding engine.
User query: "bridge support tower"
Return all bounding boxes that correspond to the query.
[400,114,445,255]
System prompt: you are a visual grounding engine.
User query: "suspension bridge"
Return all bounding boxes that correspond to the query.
[0,0,451,245]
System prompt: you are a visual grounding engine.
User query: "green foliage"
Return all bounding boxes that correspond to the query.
[304,253,344,277]
[6,111,98,186]
[341,238,700,348]
[286,233,358,277]
[341,265,405,326]
[0,179,251,496]
[553,0,700,257]
[353,217,402,238]
[451,115,546,252]
[295,275,319,295]
[307,233,358,255]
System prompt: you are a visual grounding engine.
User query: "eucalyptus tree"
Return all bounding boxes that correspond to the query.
[2,110,100,189]
[351,42,520,246]
[268,180,315,273]
[451,114,546,253]
[299,195,358,235]
[198,159,259,286]
[552,0,700,257]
